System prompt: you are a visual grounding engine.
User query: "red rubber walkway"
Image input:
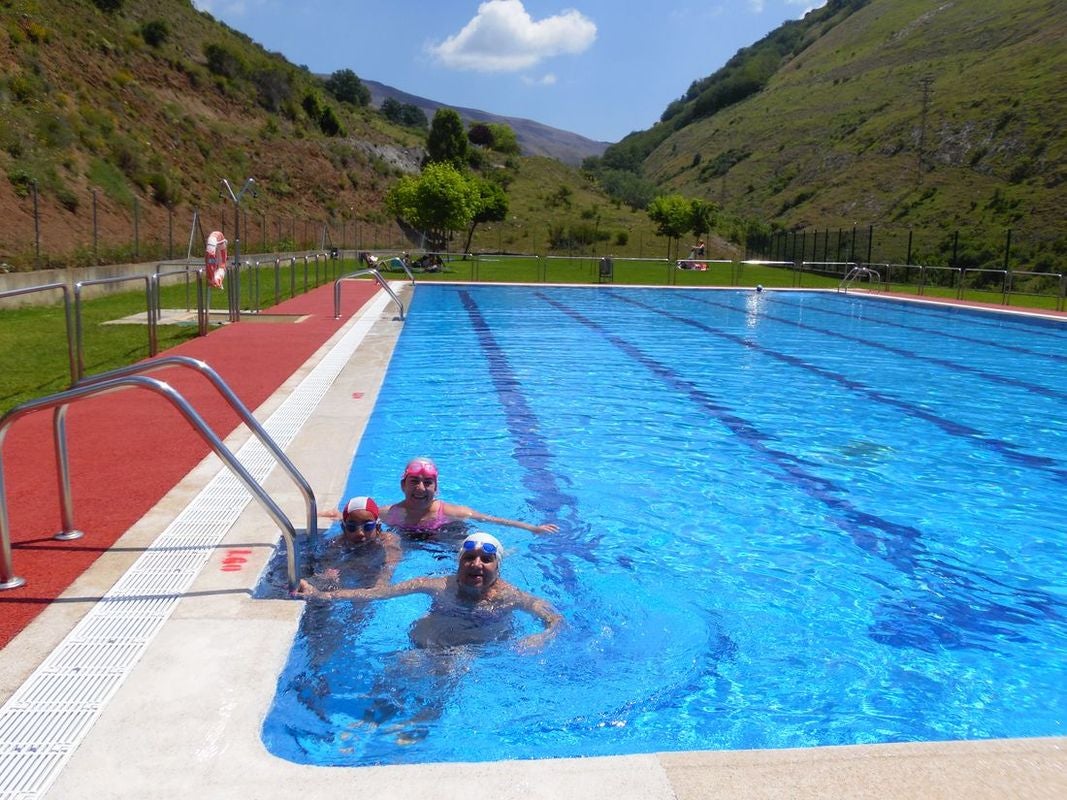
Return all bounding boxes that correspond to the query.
[0,281,380,648]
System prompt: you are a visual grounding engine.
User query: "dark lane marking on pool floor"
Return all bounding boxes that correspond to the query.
[832,293,1067,342]
[457,290,595,586]
[537,292,1065,645]
[679,292,1067,404]
[628,292,1067,483]
[768,293,1067,365]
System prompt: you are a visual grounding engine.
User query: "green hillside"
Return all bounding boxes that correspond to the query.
[598,0,1066,270]
[0,0,424,268]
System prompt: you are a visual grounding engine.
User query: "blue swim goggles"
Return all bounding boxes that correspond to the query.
[461,540,498,556]
[344,519,378,534]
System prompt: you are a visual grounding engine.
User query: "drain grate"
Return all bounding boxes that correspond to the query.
[0,290,396,799]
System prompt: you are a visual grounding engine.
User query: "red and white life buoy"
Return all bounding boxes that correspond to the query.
[205,230,228,289]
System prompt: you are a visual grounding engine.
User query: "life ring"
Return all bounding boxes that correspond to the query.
[205,231,228,289]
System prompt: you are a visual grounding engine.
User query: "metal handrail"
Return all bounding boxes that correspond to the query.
[334,269,405,320]
[153,266,209,336]
[0,282,77,387]
[74,274,156,381]
[838,265,882,293]
[74,355,317,541]
[0,375,303,591]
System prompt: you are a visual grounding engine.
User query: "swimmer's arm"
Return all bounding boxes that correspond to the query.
[442,502,560,535]
[374,531,403,588]
[295,576,442,602]
[513,591,563,652]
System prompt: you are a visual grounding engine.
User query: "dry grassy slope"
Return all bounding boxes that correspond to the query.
[644,0,1066,258]
[0,0,424,264]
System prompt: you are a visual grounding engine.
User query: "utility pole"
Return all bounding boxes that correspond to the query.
[916,75,933,185]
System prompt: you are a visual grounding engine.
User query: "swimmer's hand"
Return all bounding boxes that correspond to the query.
[294,579,324,599]
[515,631,553,653]
[533,523,560,535]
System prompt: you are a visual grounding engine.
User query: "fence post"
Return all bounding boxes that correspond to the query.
[133,196,140,260]
[1002,228,1012,270]
[951,230,959,267]
[866,224,874,264]
[906,229,913,265]
[92,189,98,261]
[32,180,40,268]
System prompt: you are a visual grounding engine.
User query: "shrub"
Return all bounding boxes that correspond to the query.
[141,20,169,47]
[92,0,124,12]
[203,43,245,79]
[318,105,345,137]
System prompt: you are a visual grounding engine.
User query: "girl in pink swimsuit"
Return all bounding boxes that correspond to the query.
[378,457,560,536]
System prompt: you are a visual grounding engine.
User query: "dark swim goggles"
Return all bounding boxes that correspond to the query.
[461,540,498,556]
[344,519,378,533]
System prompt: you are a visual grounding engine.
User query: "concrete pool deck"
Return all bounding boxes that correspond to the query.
[1,284,1065,799]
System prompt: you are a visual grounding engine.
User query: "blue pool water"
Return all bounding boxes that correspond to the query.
[261,286,1067,766]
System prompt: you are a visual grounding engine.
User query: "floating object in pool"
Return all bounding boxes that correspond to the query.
[755,284,764,293]
[205,230,228,289]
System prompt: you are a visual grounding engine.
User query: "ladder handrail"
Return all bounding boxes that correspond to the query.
[75,355,317,541]
[0,375,303,591]
[334,269,405,320]
[839,265,882,293]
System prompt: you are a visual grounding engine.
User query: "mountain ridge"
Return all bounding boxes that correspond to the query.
[361,79,609,167]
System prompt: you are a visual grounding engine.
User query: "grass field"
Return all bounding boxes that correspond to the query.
[1,254,1062,415]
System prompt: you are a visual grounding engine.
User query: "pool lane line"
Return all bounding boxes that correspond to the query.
[536,292,1066,635]
[615,292,1067,483]
[771,293,1067,365]
[456,290,593,583]
[678,292,1067,404]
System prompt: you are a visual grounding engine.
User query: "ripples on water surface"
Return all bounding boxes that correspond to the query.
[262,287,1067,765]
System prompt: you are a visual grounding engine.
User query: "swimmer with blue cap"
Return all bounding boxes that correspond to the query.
[296,532,561,651]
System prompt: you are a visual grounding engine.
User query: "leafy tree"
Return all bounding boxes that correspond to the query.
[385,162,479,251]
[426,108,468,168]
[486,123,520,155]
[462,178,508,254]
[647,194,696,259]
[690,199,719,239]
[381,98,428,128]
[324,69,370,106]
[467,123,493,147]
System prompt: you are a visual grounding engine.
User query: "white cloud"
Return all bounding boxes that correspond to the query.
[522,73,558,86]
[429,0,597,72]
[747,0,766,12]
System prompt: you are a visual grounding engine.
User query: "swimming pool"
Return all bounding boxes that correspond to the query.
[261,285,1066,766]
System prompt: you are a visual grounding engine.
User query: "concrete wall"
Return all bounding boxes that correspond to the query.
[0,252,330,309]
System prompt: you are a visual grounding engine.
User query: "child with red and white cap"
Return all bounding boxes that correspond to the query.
[315,495,401,589]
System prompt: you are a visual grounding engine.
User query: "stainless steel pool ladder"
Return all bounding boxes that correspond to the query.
[334,268,406,320]
[0,357,315,591]
[839,264,881,293]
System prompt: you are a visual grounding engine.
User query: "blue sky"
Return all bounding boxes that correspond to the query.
[192,0,826,143]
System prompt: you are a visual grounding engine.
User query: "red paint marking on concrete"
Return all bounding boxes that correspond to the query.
[352,392,364,399]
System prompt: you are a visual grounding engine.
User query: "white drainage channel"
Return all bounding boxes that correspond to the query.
[0,288,398,799]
